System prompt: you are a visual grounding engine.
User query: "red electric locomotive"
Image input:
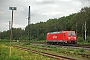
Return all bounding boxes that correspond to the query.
[46,31,77,44]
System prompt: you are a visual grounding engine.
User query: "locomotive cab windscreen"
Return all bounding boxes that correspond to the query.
[68,31,76,36]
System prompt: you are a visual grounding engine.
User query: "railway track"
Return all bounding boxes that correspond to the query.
[30,46,90,58]
[72,44,90,48]
[30,42,90,49]
[13,45,77,60]
[30,42,90,58]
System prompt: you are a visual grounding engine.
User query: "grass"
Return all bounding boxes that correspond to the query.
[0,39,90,60]
[23,44,90,60]
[0,42,56,60]
[29,39,46,42]
[77,41,90,44]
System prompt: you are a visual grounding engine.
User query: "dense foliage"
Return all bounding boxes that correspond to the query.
[0,7,90,42]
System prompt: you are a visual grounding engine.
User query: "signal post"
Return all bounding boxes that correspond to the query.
[9,7,17,56]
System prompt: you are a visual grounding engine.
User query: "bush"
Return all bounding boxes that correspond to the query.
[22,42,30,46]
[38,33,45,40]
[77,36,84,42]
[86,36,90,43]
[79,48,85,52]
[0,39,9,42]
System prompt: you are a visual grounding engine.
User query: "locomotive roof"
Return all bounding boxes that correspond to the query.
[47,31,75,34]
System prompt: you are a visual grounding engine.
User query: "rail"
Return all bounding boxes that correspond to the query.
[13,45,77,60]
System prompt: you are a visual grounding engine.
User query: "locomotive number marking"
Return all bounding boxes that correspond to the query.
[53,35,57,38]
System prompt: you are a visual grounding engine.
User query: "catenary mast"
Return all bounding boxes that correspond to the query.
[28,6,30,42]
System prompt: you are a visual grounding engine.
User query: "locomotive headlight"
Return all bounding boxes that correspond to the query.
[74,37,76,40]
[68,37,70,40]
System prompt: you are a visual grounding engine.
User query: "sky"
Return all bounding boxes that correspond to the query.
[0,0,90,32]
